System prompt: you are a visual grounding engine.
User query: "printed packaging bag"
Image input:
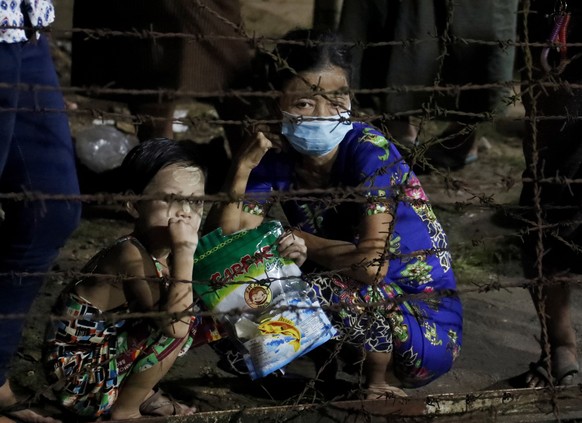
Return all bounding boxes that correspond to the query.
[193,220,337,379]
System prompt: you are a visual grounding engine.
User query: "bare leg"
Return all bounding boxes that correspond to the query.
[385,120,419,147]
[422,121,478,170]
[109,338,195,420]
[526,282,579,387]
[129,102,176,142]
[363,351,406,399]
[0,381,60,423]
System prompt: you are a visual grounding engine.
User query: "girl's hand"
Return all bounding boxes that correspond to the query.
[277,230,307,267]
[168,215,200,255]
[236,131,273,171]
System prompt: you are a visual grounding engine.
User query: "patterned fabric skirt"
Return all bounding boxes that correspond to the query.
[44,293,195,418]
[308,274,463,388]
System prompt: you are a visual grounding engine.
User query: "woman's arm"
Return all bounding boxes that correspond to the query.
[203,132,271,235]
[296,213,393,285]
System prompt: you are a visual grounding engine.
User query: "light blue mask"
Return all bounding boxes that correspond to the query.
[281,111,353,157]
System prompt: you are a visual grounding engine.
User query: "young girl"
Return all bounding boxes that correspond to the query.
[44,139,204,419]
[205,30,463,397]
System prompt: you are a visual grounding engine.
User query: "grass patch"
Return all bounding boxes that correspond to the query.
[451,235,523,285]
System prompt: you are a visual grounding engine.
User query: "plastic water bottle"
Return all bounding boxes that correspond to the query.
[75,125,138,173]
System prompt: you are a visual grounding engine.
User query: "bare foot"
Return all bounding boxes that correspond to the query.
[0,381,61,423]
[0,409,61,423]
[365,383,407,400]
[0,382,61,423]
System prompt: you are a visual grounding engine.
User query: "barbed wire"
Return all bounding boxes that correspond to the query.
[6,22,582,51]
[0,271,580,323]
[3,80,582,100]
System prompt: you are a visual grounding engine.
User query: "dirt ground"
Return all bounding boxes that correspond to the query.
[8,1,582,421]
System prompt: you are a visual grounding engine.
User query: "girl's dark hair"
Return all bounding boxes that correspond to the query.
[263,29,352,90]
[121,138,205,194]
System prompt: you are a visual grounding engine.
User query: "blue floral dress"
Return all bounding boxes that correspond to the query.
[243,122,462,388]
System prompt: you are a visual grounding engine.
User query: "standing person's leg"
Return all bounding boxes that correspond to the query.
[518,0,582,380]
[313,0,343,31]
[542,285,578,385]
[188,0,253,157]
[167,0,253,190]
[420,0,517,171]
[524,283,578,387]
[381,0,439,139]
[0,43,19,172]
[0,36,80,421]
[339,0,434,146]
[338,0,374,100]
[518,92,582,387]
[0,40,25,419]
[129,101,176,142]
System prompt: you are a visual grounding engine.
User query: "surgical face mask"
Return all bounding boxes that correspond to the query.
[281,111,353,157]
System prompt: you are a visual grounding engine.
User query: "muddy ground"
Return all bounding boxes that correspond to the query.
[7,1,582,421]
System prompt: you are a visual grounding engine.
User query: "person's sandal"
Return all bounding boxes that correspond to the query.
[364,384,407,400]
[556,362,580,386]
[139,387,196,417]
[515,359,580,388]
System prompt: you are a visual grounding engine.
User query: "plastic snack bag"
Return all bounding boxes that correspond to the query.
[193,220,337,379]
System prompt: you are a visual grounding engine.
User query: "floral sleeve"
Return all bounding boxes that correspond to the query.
[354,127,407,217]
[241,199,271,216]
[243,155,279,217]
[365,191,394,216]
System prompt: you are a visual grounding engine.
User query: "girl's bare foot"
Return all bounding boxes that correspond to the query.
[0,409,61,423]
[0,382,61,423]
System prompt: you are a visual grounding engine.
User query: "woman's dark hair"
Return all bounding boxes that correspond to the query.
[264,29,353,91]
[121,138,205,194]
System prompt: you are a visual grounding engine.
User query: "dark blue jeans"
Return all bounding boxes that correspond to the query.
[0,36,81,386]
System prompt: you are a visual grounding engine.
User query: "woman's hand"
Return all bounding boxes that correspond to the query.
[236,131,273,171]
[203,132,272,235]
[277,230,307,267]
